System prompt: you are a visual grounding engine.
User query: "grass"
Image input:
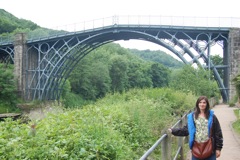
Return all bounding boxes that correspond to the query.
[232,109,240,134]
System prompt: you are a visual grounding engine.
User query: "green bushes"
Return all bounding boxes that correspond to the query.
[0,110,135,159]
[0,63,19,113]
[0,88,196,159]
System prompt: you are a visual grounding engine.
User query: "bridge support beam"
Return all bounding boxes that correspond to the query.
[229,29,240,102]
[14,33,27,101]
[223,40,229,102]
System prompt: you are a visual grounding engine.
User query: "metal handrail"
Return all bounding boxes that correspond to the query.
[173,147,183,160]
[140,111,189,160]
[140,134,168,159]
[46,15,240,32]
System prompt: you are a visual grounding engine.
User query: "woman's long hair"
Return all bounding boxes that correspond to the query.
[194,96,210,119]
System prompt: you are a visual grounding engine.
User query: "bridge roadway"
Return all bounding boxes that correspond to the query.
[186,104,240,160]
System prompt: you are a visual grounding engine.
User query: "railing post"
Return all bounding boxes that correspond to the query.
[177,119,184,160]
[161,130,171,160]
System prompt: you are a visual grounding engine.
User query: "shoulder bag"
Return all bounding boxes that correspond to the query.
[192,127,213,159]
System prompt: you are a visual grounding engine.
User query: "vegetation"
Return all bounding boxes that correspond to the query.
[0,63,19,113]
[0,8,227,159]
[0,88,196,159]
[68,43,171,101]
[233,109,240,134]
[129,49,184,68]
[0,9,39,34]
[232,73,240,135]
[210,55,224,79]
[0,9,66,42]
[169,65,220,99]
[232,74,240,103]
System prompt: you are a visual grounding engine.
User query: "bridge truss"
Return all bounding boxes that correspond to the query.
[0,16,231,102]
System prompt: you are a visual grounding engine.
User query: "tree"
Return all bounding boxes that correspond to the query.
[129,49,184,68]
[0,9,39,34]
[210,55,223,79]
[0,63,17,113]
[70,57,109,100]
[127,61,152,88]
[169,65,219,98]
[109,56,129,93]
[150,63,170,88]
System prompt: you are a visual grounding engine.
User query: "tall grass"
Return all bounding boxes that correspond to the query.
[0,88,196,159]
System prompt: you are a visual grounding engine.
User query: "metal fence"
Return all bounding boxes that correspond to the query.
[140,111,189,160]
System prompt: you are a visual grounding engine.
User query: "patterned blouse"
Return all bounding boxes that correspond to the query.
[194,116,209,142]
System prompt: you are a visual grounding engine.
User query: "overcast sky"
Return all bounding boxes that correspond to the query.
[1,0,240,53]
[1,0,239,28]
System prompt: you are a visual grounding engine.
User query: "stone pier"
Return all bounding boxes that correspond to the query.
[229,28,240,101]
[14,33,27,100]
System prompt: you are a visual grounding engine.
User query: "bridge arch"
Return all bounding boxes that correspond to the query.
[23,26,228,102]
[0,46,14,63]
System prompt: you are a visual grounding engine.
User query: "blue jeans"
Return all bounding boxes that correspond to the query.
[192,153,216,160]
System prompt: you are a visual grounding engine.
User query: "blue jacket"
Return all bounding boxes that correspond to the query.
[187,110,214,149]
[171,110,223,151]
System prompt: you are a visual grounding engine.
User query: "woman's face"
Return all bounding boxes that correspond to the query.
[198,99,207,111]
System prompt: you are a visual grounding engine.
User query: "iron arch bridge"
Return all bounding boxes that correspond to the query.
[0,16,234,102]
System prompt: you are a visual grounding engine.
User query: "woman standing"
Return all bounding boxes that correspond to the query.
[168,96,223,160]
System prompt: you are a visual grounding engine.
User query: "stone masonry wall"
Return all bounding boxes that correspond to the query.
[229,29,240,101]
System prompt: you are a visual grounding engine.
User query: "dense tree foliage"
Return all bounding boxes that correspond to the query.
[150,63,170,88]
[129,49,184,68]
[0,9,39,34]
[0,9,67,42]
[169,65,219,98]
[0,63,18,113]
[69,43,170,100]
[109,55,129,93]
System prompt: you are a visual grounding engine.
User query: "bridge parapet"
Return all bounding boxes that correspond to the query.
[1,15,240,45]
[49,15,240,32]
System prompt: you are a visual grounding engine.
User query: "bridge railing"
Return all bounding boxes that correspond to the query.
[140,97,217,160]
[1,15,240,45]
[51,15,240,32]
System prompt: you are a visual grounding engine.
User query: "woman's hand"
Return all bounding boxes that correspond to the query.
[216,150,221,158]
[168,128,172,133]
